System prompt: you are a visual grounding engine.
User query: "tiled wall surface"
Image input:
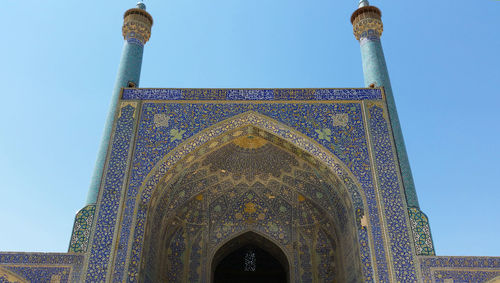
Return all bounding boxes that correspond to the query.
[1,89,498,282]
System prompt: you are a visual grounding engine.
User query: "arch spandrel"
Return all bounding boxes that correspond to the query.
[139,111,368,211]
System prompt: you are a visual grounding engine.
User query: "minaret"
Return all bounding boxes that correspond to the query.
[85,2,153,204]
[351,0,419,208]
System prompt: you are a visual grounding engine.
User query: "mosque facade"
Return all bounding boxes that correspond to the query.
[1,1,499,282]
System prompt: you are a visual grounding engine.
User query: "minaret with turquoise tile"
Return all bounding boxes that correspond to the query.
[68,2,153,253]
[86,2,153,204]
[352,0,418,208]
[351,0,435,255]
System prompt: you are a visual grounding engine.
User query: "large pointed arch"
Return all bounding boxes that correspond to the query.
[124,111,375,281]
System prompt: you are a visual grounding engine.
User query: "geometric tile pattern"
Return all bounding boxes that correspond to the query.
[68,204,96,253]
[0,253,83,282]
[85,104,138,282]
[103,97,391,282]
[76,87,433,282]
[419,256,500,283]
[139,128,362,282]
[109,100,389,282]
[409,207,435,256]
[367,104,418,281]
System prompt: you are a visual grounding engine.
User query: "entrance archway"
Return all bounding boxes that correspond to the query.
[212,232,288,283]
[139,125,364,282]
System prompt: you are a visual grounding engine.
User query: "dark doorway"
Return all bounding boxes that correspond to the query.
[214,244,287,283]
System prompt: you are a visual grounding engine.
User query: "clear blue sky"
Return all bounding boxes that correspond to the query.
[0,0,499,256]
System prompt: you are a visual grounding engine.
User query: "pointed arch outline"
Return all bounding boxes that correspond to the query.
[210,229,292,282]
[124,110,377,280]
[137,111,367,207]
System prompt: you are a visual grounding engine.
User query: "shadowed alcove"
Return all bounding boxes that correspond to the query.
[212,232,288,283]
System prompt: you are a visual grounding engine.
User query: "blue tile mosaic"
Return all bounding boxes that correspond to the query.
[87,91,398,281]
[367,104,418,281]
[90,93,396,282]
[6,88,497,281]
[119,112,378,282]
[121,88,383,101]
[85,103,138,282]
[419,256,500,282]
[0,253,83,282]
[74,88,499,282]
